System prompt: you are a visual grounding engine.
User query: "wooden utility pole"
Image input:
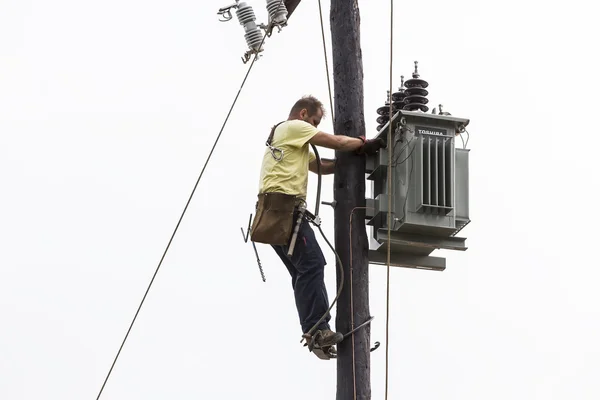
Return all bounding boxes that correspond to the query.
[331,1,371,399]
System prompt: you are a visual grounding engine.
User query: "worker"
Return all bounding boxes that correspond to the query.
[251,95,386,351]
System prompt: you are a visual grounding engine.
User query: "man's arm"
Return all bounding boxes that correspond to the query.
[308,131,365,151]
[309,158,335,175]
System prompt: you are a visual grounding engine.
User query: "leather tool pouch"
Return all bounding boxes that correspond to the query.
[250,192,297,245]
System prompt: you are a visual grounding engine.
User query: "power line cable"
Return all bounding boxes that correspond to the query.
[94,20,273,400]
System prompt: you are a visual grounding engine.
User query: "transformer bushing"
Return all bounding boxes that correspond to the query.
[403,61,430,112]
[376,90,399,132]
[392,75,407,109]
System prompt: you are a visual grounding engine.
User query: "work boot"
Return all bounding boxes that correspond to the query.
[314,329,343,348]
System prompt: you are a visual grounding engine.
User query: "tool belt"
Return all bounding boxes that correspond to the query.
[251,192,305,246]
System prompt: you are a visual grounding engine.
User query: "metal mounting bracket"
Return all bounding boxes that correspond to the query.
[321,200,337,209]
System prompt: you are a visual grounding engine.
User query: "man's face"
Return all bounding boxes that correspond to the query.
[300,109,322,128]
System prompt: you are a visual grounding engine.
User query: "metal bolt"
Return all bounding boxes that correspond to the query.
[321,200,337,209]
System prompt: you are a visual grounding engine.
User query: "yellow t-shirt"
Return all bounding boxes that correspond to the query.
[258,119,318,200]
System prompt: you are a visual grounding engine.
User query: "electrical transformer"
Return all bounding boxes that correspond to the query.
[365,110,471,271]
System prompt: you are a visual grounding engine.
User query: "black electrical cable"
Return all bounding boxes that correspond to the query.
[392,136,417,167]
[307,0,345,343]
[311,144,322,217]
[303,144,344,339]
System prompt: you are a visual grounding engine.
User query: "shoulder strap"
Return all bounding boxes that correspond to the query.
[266,121,286,146]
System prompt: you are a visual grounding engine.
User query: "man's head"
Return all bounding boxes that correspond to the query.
[288,95,326,128]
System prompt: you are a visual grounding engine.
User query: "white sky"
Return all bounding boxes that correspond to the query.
[1,0,599,399]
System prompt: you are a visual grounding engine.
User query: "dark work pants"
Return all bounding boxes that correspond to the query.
[271,211,331,334]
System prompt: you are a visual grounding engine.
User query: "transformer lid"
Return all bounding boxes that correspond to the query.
[399,109,470,126]
[372,110,470,141]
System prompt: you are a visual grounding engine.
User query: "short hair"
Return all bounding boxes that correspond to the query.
[289,95,326,118]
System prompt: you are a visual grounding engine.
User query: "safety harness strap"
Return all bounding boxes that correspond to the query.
[266,121,286,161]
[266,121,285,146]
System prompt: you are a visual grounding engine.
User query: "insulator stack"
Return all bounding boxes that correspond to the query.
[392,75,407,109]
[266,0,288,25]
[403,61,429,112]
[376,90,398,132]
[236,2,264,52]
